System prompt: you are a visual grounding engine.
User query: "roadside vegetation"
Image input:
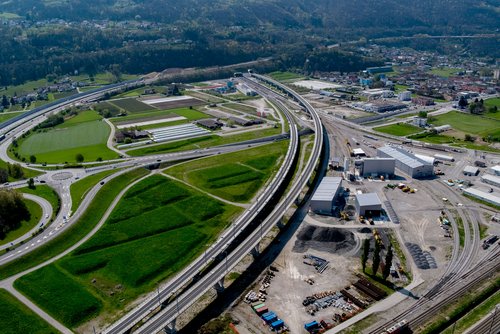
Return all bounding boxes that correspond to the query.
[0,160,41,182]
[373,123,422,136]
[19,185,61,220]
[0,189,32,241]
[0,289,58,334]
[165,141,287,203]
[0,197,41,246]
[15,174,242,328]
[70,168,122,211]
[0,168,149,280]
[419,277,500,334]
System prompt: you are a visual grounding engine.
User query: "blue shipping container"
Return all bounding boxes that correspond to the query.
[305,320,319,330]
[271,319,284,329]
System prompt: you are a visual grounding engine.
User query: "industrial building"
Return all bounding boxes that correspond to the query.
[310,177,342,214]
[490,165,500,176]
[463,188,500,207]
[398,91,412,101]
[357,158,396,178]
[355,193,383,216]
[377,146,434,178]
[482,174,500,188]
[412,117,427,127]
[463,166,480,176]
[434,154,454,162]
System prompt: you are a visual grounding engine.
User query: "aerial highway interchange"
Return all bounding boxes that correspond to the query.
[0,69,498,334]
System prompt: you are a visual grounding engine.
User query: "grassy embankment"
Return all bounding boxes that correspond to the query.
[19,185,61,220]
[15,174,242,328]
[69,169,122,212]
[0,168,149,280]
[0,289,59,334]
[165,141,288,203]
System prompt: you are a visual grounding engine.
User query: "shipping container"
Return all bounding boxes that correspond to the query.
[252,303,265,310]
[305,320,320,331]
[255,306,268,315]
[271,319,284,330]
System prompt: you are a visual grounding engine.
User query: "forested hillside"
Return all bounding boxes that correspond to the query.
[0,0,498,86]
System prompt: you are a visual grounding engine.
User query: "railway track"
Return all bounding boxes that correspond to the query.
[367,178,486,333]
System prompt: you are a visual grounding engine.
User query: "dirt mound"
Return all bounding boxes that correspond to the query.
[293,225,356,254]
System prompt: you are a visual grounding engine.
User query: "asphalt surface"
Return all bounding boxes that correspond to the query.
[0,193,52,251]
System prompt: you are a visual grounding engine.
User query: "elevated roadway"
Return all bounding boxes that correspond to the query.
[130,74,324,334]
[103,78,302,334]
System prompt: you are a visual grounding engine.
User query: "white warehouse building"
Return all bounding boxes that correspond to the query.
[377,146,434,179]
[463,188,500,207]
[482,174,500,188]
[358,158,396,178]
[490,165,500,176]
[310,177,342,214]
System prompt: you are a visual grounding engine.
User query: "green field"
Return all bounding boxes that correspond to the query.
[126,126,281,156]
[429,67,463,78]
[70,169,122,211]
[0,111,24,123]
[224,103,258,114]
[166,141,287,202]
[185,91,224,103]
[485,97,500,108]
[0,168,149,280]
[19,185,61,220]
[16,174,241,327]
[110,107,208,125]
[373,123,422,136]
[268,71,304,81]
[408,132,500,153]
[109,98,155,113]
[430,110,500,139]
[15,111,118,163]
[484,97,500,120]
[15,266,102,327]
[0,289,58,334]
[394,84,410,93]
[0,199,41,246]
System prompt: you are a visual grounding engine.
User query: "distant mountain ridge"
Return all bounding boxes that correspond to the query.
[1,0,499,36]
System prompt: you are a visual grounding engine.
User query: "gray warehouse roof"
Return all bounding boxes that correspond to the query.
[463,166,479,175]
[463,188,500,206]
[356,193,382,206]
[377,146,431,168]
[311,177,342,201]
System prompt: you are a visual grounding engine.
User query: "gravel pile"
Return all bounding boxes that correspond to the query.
[293,225,356,254]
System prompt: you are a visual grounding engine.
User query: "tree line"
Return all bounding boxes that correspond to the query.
[0,189,30,240]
